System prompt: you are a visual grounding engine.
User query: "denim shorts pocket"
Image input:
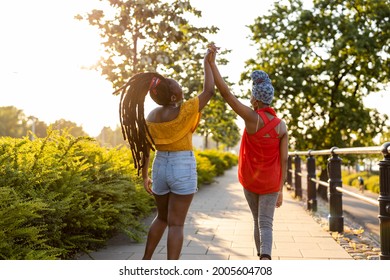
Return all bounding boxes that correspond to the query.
[172,162,196,182]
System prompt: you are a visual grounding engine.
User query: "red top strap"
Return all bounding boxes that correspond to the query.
[258,111,281,138]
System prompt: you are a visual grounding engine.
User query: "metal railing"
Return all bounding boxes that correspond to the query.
[287,142,390,260]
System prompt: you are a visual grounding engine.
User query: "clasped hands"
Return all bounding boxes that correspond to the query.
[206,43,220,63]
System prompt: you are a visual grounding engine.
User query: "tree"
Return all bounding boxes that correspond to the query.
[51,119,88,138]
[0,106,28,138]
[26,116,48,139]
[76,0,217,90]
[244,0,389,152]
[198,94,241,149]
[380,129,390,144]
[33,119,48,138]
[96,126,127,147]
[76,0,240,149]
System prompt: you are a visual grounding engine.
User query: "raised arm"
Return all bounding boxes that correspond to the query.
[207,46,257,124]
[198,48,215,111]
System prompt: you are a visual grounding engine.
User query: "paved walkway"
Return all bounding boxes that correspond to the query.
[78,166,352,260]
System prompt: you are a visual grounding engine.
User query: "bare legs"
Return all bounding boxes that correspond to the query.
[142,193,194,260]
[142,194,169,260]
[166,193,194,259]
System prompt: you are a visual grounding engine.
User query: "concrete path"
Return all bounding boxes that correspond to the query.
[78,166,352,260]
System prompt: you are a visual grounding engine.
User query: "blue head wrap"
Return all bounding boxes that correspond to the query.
[250,70,274,105]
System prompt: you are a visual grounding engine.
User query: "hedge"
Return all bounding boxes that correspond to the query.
[0,130,154,259]
[342,171,380,193]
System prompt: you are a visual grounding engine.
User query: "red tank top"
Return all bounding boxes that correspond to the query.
[238,107,282,194]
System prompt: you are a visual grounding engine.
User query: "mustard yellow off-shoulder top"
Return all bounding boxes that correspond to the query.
[146,97,201,151]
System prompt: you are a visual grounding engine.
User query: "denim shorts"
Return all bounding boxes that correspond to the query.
[152,151,198,195]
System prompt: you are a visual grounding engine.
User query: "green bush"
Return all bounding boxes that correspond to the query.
[195,153,216,185]
[222,152,239,168]
[195,150,238,185]
[0,187,62,259]
[0,131,154,259]
[197,150,233,176]
[365,175,380,193]
[341,170,380,194]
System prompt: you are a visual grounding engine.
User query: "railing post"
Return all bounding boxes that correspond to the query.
[307,152,317,212]
[287,155,292,188]
[318,161,329,201]
[294,155,302,199]
[378,142,390,260]
[327,147,343,232]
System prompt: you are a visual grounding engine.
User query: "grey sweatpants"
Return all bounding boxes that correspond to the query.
[243,189,278,258]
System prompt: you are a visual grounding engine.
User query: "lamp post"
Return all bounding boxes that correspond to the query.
[27,116,37,140]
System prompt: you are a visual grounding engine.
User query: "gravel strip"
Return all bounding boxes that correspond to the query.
[290,191,381,260]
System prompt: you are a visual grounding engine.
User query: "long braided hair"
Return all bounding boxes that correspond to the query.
[113,72,172,175]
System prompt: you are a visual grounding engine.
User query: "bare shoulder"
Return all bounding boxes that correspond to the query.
[146,106,180,123]
[278,119,288,136]
[146,107,161,122]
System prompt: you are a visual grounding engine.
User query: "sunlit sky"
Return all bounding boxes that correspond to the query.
[0,0,389,137]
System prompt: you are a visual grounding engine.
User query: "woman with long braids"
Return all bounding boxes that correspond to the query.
[114,46,215,260]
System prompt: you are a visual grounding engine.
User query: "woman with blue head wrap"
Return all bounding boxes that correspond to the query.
[207,44,289,260]
[251,70,274,105]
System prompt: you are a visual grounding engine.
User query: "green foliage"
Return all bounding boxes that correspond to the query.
[342,171,380,194]
[197,150,237,176]
[51,119,88,137]
[245,0,389,151]
[0,106,90,139]
[198,94,241,149]
[96,126,128,147]
[0,130,154,259]
[195,153,216,185]
[0,106,28,138]
[365,175,380,194]
[380,131,390,143]
[0,187,62,259]
[221,151,239,168]
[77,0,218,90]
